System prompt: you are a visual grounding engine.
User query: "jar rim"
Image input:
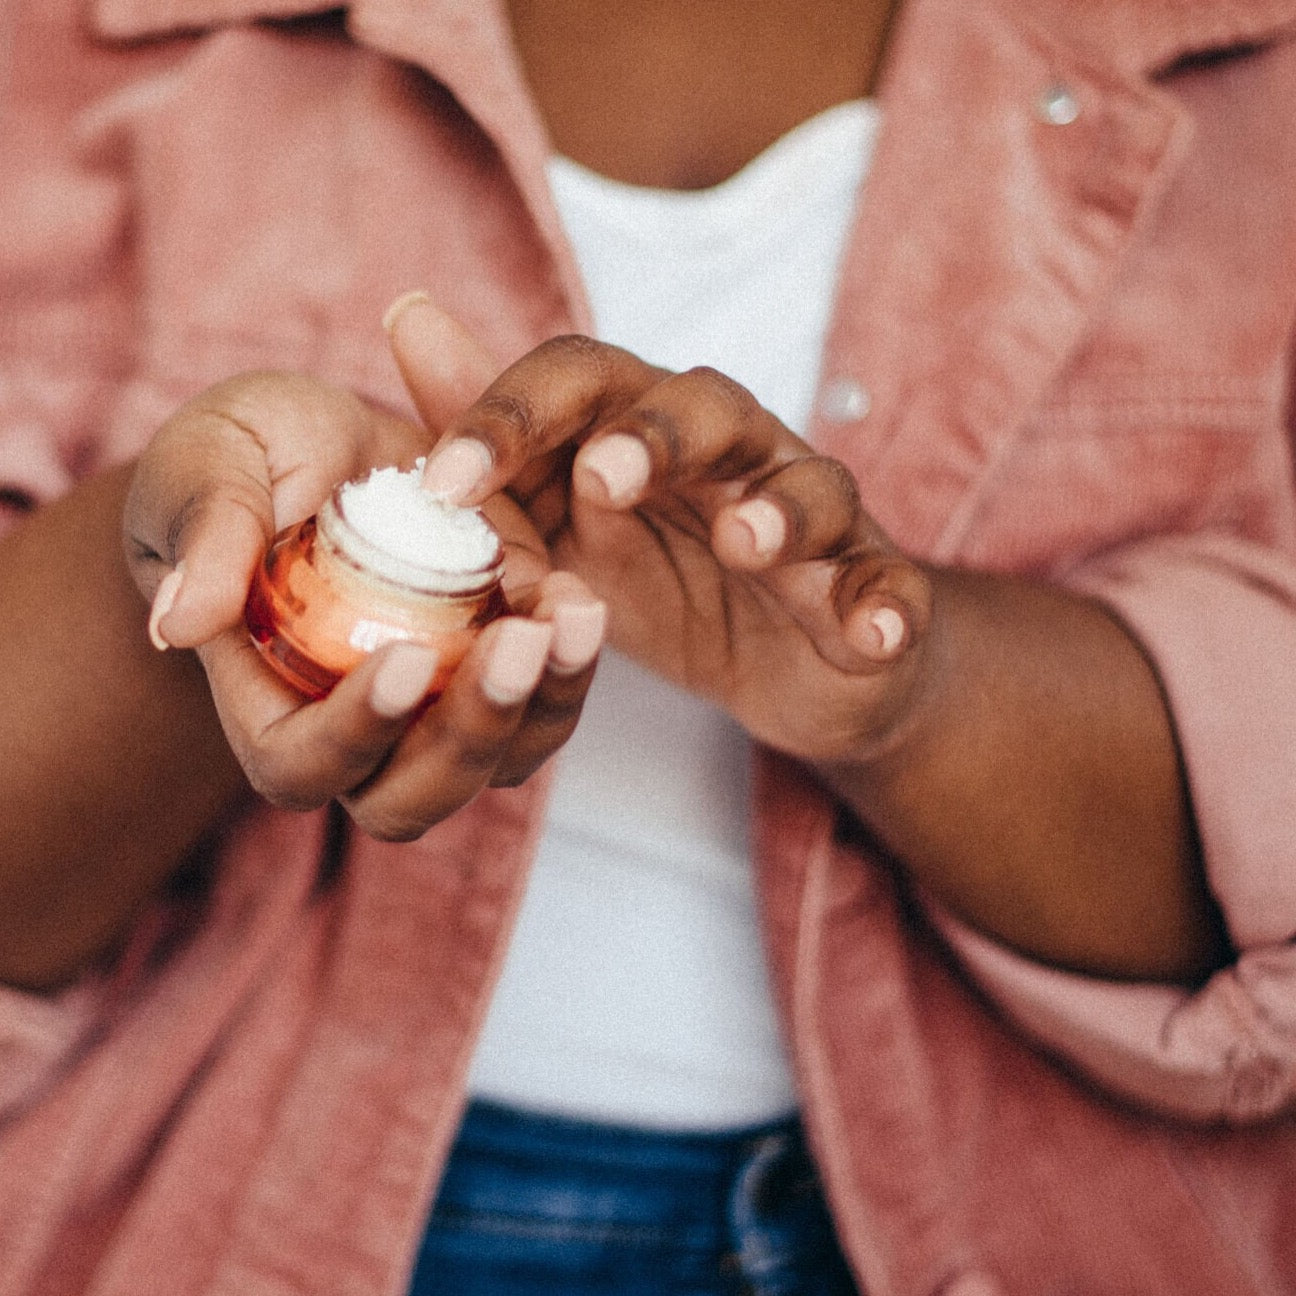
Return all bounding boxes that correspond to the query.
[319,487,503,596]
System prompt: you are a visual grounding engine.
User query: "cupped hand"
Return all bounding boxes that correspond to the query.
[122,368,606,840]
[387,298,933,764]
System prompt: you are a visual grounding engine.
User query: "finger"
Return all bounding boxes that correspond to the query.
[573,365,788,509]
[477,491,550,605]
[125,374,387,649]
[340,615,555,840]
[487,572,607,785]
[712,455,866,570]
[126,412,275,650]
[383,291,500,434]
[419,335,664,503]
[508,569,606,670]
[196,630,443,811]
[834,553,934,665]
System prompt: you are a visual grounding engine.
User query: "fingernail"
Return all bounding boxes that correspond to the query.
[482,618,553,706]
[576,433,650,506]
[382,289,431,334]
[869,606,906,657]
[731,498,786,560]
[370,643,439,718]
[550,600,607,675]
[148,565,185,651]
[421,438,493,503]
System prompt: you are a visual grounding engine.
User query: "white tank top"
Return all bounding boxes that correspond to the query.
[468,99,882,1129]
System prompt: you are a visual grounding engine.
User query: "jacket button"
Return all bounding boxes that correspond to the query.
[1036,82,1080,125]
[819,377,871,422]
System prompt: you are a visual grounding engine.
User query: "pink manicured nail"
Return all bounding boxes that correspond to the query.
[576,434,651,506]
[148,565,185,651]
[550,600,607,675]
[869,606,906,656]
[421,438,494,503]
[381,289,432,333]
[731,498,786,560]
[370,643,439,718]
[482,619,554,705]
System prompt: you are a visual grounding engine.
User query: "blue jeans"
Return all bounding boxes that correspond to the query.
[409,1101,859,1296]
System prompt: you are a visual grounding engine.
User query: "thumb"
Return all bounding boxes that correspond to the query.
[127,372,394,652]
[131,468,272,652]
[383,291,500,438]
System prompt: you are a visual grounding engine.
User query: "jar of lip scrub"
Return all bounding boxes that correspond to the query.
[244,461,507,701]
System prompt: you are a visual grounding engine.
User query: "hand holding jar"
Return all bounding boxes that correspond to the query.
[123,368,606,842]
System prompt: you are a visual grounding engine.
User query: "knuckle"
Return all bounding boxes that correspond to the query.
[218,368,352,423]
[453,737,502,779]
[615,404,682,466]
[834,553,920,614]
[528,333,618,402]
[237,736,330,812]
[773,493,811,549]
[476,390,541,447]
[348,805,432,843]
[243,762,327,814]
[681,366,759,420]
[817,455,863,508]
[764,456,861,551]
[533,333,610,370]
[163,491,206,564]
[525,690,583,728]
[488,764,536,789]
[538,334,626,396]
[434,718,504,779]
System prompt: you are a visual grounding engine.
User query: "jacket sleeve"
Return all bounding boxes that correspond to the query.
[0,0,184,1110]
[934,529,1296,1124]
[0,0,184,539]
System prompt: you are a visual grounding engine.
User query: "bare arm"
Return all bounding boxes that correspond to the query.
[0,366,607,992]
[0,464,246,990]
[388,314,1230,985]
[818,567,1230,983]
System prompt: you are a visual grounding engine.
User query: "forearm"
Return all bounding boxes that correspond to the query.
[819,567,1231,984]
[0,464,247,990]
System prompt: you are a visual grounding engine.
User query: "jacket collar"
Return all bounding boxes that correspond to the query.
[807,0,1296,559]
[89,0,330,39]
[88,0,592,329]
[1021,0,1296,75]
[86,0,1296,563]
[89,0,1296,72]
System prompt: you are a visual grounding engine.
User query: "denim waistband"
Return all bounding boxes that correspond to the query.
[409,1100,858,1296]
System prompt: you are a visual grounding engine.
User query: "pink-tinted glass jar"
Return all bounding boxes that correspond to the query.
[244,486,507,701]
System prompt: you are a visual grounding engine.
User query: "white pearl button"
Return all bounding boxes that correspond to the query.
[1037,82,1080,126]
[819,377,871,422]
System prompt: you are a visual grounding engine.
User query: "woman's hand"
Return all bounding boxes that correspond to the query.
[387,302,932,766]
[123,368,606,842]
[386,298,1227,982]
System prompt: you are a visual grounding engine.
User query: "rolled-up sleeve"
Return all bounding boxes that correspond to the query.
[0,1,155,1096]
[0,0,146,539]
[936,532,1296,1124]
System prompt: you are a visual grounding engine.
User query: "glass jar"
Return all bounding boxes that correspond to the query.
[244,485,507,701]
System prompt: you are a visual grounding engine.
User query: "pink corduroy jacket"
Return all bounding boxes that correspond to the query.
[4,0,1296,1293]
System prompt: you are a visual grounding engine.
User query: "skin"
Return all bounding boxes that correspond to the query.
[505,0,902,188]
[0,0,1229,987]
[0,367,605,989]
[393,313,1229,984]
